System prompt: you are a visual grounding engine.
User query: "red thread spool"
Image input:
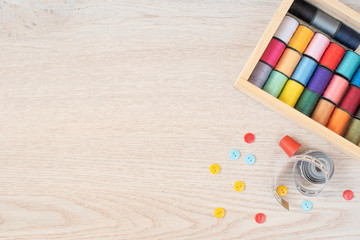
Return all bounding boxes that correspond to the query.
[339,85,360,115]
[260,38,286,67]
[319,43,346,71]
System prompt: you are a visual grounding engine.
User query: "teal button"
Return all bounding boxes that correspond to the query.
[229,149,240,160]
[245,154,256,165]
[301,200,312,211]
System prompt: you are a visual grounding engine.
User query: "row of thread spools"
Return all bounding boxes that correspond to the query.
[248,15,360,146]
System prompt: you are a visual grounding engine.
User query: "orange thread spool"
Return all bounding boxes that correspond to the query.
[327,108,351,135]
[275,48,302,77]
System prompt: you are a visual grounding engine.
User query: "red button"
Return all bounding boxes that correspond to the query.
[255,213,266,224]
[245,133,255,143]
[343,190,354,200]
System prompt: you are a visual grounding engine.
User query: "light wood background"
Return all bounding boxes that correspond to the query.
[1,1,360,239]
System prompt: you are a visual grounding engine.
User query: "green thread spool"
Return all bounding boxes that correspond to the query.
[295,89,320,116]
[344,118,360,145]
[263,70,288,97]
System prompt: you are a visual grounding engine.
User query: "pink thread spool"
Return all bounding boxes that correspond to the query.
[260,38,286,67]
[304,32,330,62]
[323,75,349,104]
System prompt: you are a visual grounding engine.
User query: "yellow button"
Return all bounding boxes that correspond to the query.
[210,163,221,174]
[214,207,225,218]
[277,185,288,197]
[234,181,245,192]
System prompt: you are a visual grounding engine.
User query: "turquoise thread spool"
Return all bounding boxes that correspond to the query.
[335,51,360,80]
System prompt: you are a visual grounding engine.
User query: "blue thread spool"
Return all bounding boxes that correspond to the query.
[291,56,318,86]
[335,51,360,80]
[334,24,360,51]
[262,70,288,97]
[350,67,360,88]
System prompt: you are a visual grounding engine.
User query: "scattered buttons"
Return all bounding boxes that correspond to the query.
[301,200,312,211]
[214,207,225,218]
[277,185,288,197]
[244,133,255,143]
[245,154,256,165]
[255,213,266,224]
[343,190,354,201]
[234,181,245,192]
[210,163,221,175]
[229,149,240,160]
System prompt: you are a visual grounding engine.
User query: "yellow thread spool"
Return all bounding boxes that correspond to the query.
[288,25,315,54]
[278,80,304,107]
[275,48,302,77]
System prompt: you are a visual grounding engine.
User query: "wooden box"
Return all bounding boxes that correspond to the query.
[235,0,360,160]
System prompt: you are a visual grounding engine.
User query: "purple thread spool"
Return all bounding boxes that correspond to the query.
[307,66,333,95]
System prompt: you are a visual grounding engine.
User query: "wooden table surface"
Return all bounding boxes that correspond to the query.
[1,1,360,239]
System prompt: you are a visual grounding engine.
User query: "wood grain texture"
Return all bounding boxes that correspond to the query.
[0,1,360,239]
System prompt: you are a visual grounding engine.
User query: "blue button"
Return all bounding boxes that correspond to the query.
[245,154,256,165]
[229,149,240,160]
[301,200,312,211]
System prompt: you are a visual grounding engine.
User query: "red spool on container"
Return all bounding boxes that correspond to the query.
[260,38,286,67]
[319,43,346,71]
[339,85,360,115]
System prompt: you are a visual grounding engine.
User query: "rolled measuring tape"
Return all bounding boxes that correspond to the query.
[272,136,334,211]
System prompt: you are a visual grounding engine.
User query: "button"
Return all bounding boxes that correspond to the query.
[245,154,256,165]
[229,149,240,160]
[343,190,354,200]
[255,213,266,223]
[210,163,221,174]
[234,181,245,192]
[214,207,225,218]
[301,200,312,211]
[244,133,255,143]
[277,185,288,197]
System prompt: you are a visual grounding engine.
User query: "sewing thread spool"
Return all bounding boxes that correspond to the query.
[288,0,317,24]
[323,75,349,105]
[311,10,341,37]
[319,43,345,72]
[344,117,360,145]
[307,66,333,95]
[304,33,330,62]
[295,89,320,116]
[274,15,300,44]
[275,48,302,77]
[327,107,351,135]
[263,70,288,97]
[334,23,360,51]
[335,51,360,80]
[350,66,360,88]
[248,61,274,88]
[311,98,336,126]
[339,85,360,115]
[288,25,314,54]
[260,38,287,67]
[291,56,317,86]
[278,80,304,107]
